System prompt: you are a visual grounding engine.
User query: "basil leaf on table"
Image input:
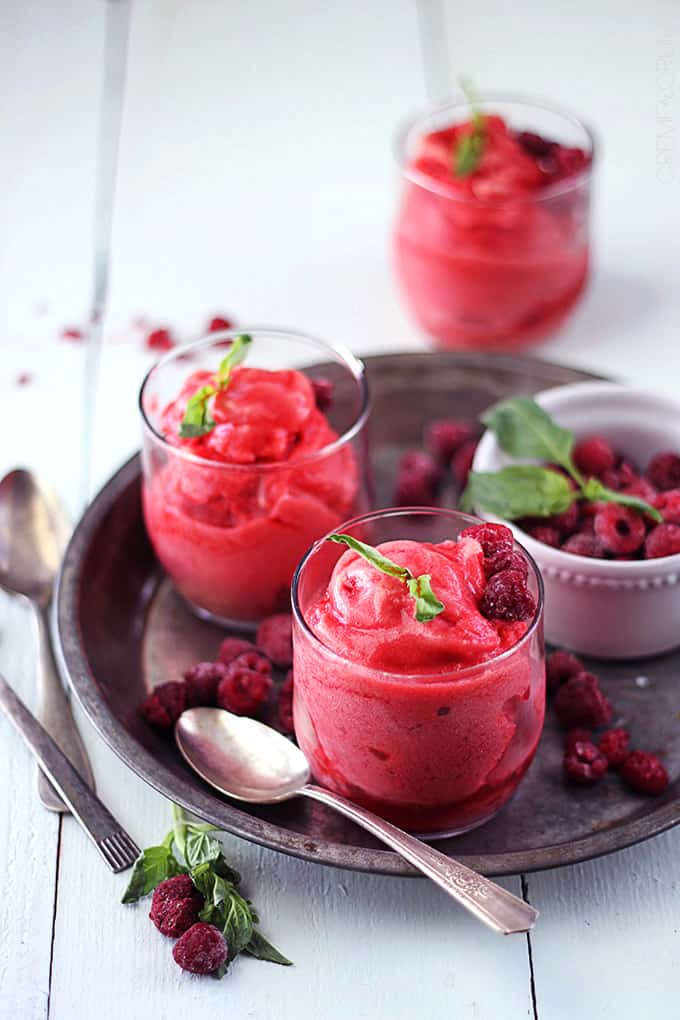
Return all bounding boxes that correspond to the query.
[461,465,576,519]
[244,929,293,966]
[482,398,576,470]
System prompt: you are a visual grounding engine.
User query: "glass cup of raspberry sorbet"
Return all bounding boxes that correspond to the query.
[394,94,595,350]
[292,508,545,837]
[139,329,371,627]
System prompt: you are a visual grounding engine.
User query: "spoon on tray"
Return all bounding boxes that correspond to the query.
[175,707,538,935]
[0,468,94,810]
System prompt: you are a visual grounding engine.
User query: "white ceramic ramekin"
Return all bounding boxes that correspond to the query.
[472,381,680,660]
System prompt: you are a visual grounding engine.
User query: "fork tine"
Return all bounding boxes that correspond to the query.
[97,831,141,872]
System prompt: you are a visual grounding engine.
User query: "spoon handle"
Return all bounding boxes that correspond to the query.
[34,603,95,812]
[301,785,538,935]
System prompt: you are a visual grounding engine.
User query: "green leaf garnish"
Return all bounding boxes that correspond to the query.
[179,333,252,439]
[121,804,291,976]
[461,397,663,525]
[329,534,445,622]
[453,77,486,178]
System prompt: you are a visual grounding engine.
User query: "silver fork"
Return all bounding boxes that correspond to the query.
[0,674,139,872]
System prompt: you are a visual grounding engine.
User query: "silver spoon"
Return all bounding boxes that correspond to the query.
[176,708,538,935]
[0,469,94,811]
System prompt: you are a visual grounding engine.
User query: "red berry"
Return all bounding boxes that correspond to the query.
[310,376,334,411]
[61,326,84,342]
[564,728,593,753]
[424,419,475,463]
[645,522,680,559]
[593,504,645,555]
[547,502,580,536]
[278,670,294,734]
[150,876,203,937]
[526,524,561,548]
[232,650,272,675]
[172,923,228,975]
[207,316,233,333]
[561,532,604,557]
[480,569,536,622]
[217,637,258,665]
[516,130,555,158]
[256,614,293,667]
[451,439,478,488]
[183,661,227,707]
[546,650,585,694]
[564,740,609,785]
[621,750,669,795]
[146,327,175,352]
[217,666,272,716]
[488,549,529,579]
[598,728,630,769]
[554,672,613,729]
[139,681,187,729]
[394,450,441,506]
[654,488,680,524]
[16,372,33,386]
[647,451,680,492]
[460,522,513,558]
[573,436,616,477]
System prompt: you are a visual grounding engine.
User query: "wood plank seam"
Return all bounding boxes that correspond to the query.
[521,874,539,1020]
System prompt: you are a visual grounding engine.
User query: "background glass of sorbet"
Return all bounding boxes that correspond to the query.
[393,95,595,351]
[292,508,545,838]
[139,329,371,627]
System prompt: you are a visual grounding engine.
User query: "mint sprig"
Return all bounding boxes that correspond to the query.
[453,77,486,178]
[329,533,445,622]
[121,804,291,977]
[179,333,252,439]
[461,397,662,524]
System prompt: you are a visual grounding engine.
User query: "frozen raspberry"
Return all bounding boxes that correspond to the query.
[460,522,513,559]
[554,146,589,179]
[647,451,680,491]
[394,450,441,506]
[278,670,294,734]
[564,728,593,753]
[217,665,272,716]
[645,522,680,559]
[173,923,228,975]
[150,876,203,938]
[573,436,616,477]
[232,650,272,675]
[451,439,478,488]
[547,502,580,536]
[598,728,630,769]
[654,488,680,524]
[593,504,645,555]
[546,650,585,694]
[424,419,475,463]
[61,326,84,342]
[525,524,561,548]
[146,327,175,352]
[217,637,258,665]
[554,672,613,729]
[516,130,555,158]
[487,549,528,580]
[183,661,227,708]
[621,477,658,504]
[561,532,604,557]
[207,315,233,333]
[480,570,536,622]
[139,681,187,729]
[16,372,33,386]
[563,741,609,785]
[310,376,334,411]
[621,750,669,795]
[256,614,293,667]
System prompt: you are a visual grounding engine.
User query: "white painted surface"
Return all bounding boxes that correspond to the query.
[1,1,680,1018]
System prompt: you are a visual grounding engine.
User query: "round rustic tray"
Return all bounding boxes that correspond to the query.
[55,351,680,876]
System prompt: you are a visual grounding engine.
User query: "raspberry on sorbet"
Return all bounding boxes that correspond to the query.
[479,569,536,622]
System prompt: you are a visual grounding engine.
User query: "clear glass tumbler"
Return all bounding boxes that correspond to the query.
[139,329,371,626]
[292,508,545,836]
[393,94,595,350]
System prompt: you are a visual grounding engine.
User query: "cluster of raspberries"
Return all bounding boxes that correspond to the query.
[518,436,680,560]
[393,417,480,506]
[460,523,536,623]
[149,874,228,975]
[547,650,669,794]
[139,613,294,734]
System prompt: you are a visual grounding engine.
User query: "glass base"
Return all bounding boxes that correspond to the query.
[181,594,259,633]
[413,808,501,841]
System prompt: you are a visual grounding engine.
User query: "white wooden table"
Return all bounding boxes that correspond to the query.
[2,2,679,1017]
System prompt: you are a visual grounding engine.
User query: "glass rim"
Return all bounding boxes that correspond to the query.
[394,90,597,205]
[138,327,371,473]
[291,505,545,684]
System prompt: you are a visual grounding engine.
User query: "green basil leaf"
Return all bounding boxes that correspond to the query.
[244,929,293,966]
[179,384,216,438]
[454,131,485,177]
[329,534,410,580]
[184,827,222,871]
[121,845,183,904]
[482,398,575,469]
[222,887,254,958]
[584,478,663,523]
[462,466,576,519]
[406,574,445,622]
[216,333,252,387]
